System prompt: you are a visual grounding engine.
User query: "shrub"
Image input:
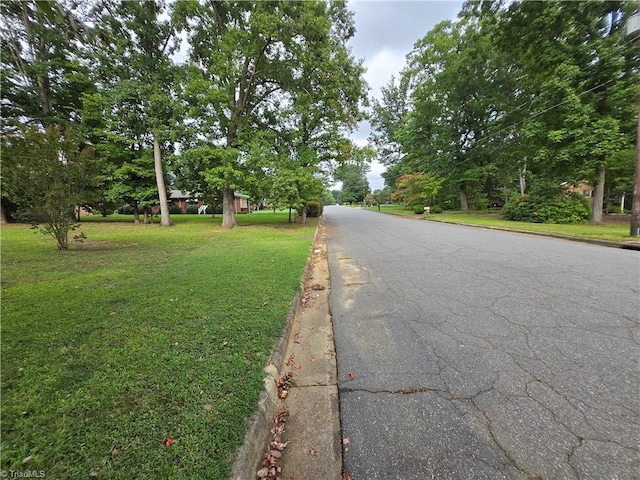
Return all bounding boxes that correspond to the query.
[503,192,590,224]
[186,205,199,214]
[169,206,183,214]
[607,205,623,214]
[413,204,425,214]
[117,205,135,215]
[305,201,323,218]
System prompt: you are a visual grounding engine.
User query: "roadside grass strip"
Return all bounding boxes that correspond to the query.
[1,214,316,479]
[369,205,636,243]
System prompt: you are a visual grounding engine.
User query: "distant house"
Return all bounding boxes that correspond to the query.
[168,190,195,213]
[233,193,250,213]
[561,182,594,202]
[166,190,251,214]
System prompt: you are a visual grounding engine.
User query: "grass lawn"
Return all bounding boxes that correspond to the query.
[368,205,638,243]
[1,211,316,479]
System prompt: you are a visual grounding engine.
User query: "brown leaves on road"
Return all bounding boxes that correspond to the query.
[256,410,290,480]
[277,372,295,400]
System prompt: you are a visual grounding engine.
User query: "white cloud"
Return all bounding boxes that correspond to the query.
[363,47,407,101]
[347,1,463,188]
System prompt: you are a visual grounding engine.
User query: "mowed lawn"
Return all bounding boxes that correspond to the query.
[1,212,316,479]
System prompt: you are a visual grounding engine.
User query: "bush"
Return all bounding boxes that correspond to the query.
[430,205,443,214]
[169,206,183,214]
[305,201,323,218]
[607,205,623,214]
[503,192,590,224]
[413,204,425,214]
[117,205,135,215]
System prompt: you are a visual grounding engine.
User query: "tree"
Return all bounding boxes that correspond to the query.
[1,0,97,224]
[392,172,442,210]
[369,187,393,210]
[88,0,179,226]
[401,17,508,211]
[369,75,411,167]
[176,0,366,229]
[1,126,99,249]
[173,146,224,216]
[0,0,93,131]
[497,0,639,224]
[334,162,370,205]
[270,164,324,225]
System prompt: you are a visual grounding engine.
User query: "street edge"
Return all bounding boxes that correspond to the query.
[229,218,325,480]
[423,217,640,251]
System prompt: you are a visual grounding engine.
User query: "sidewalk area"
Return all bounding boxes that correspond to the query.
[231,220,342,480]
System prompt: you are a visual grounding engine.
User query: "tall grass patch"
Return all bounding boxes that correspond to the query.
[1,216,316,479]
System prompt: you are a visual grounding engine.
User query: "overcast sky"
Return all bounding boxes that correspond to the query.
[346,0,463,190]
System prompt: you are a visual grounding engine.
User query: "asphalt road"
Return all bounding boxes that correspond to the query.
[325,205,640,480]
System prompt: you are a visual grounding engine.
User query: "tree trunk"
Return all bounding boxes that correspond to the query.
[301,206,307,226]
[153,131,172,227]
[459,185,469,211]
[143,206,150,224]
[221,187,237,229]
[133,201,140,224]
[591,164,605,225]
[288,207,292,223]
[0,204,6,225]
[519,163,527,195]
[631,98,640,237]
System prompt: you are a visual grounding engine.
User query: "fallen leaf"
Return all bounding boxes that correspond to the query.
[349,373,355,380]
[22,455,32,464]
[163,437,175,448]
[343,473,353,480]
[308,448,316,456]
[342,437,350,445]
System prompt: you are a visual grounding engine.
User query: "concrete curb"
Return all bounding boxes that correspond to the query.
[229,220,325,480]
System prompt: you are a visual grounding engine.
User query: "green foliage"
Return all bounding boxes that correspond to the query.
[1,125,100,249]
[168,206,183,215]
[392,172,442,209]
[305,201,323,218]
[413,204,426,214]
[369,1,638,220]
[176,0,367,228]
[321,190,336,205]
[0,0,95,130]
[117,205,135,215]
[503,192,591,224]
[334,155,373,204]
[431,205,444,214]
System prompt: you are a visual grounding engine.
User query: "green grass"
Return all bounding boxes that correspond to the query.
[369,205,638,243]
[1,212,317,479]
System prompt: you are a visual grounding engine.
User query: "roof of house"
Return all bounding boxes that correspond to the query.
[169,190,192,199]
[169,190,249,200]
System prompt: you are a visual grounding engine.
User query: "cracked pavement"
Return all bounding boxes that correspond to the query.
[325,206,639,480]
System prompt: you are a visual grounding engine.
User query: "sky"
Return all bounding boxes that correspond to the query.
[346,0,463,190]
